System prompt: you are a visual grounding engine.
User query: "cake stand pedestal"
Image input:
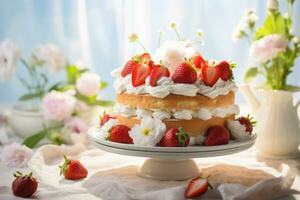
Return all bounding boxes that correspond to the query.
[89,127,256,181]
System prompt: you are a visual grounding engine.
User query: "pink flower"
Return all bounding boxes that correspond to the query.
[42,91,76,121]
[64,117,89,134]
[1,142,33,168]
[76,73,101,97]
[249,34,288,63]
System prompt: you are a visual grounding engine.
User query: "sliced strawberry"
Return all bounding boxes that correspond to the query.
[59,156,88,180]
[100,113,116,126]
[121,60,136,77]
[237,115,256,134]
[139,52,151,64]
[172,62,197,84]
[149,65,170,86]
[132,63,152,87]
[201,63,220,87]
[158,128,189,147]
[185,176,212,198]
[191,54,206,69]
[110,124,133,144]
[204,125,230,146]
[216,61,232,81]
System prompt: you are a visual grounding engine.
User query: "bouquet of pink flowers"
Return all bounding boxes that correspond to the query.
[233,0,300,90]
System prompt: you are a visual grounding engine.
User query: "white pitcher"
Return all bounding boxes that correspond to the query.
[240,84,300,159]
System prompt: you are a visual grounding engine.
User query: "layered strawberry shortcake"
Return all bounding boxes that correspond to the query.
[96,40,255,147]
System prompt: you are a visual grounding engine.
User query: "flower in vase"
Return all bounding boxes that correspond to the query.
[64,117,89,134]
[42,91,76,121]
[76,73,101,97]
[0,142,33,167]
[249,34,288,63]
[129,117,166,147]
[33,43,66,72]
[0,39,21,81]
[267,0,279,11]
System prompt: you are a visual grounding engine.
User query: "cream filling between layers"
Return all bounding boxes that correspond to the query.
[114,103,240,120]
[111,68,238,99]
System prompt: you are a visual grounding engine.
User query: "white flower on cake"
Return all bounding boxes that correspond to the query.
[32,43,66,72]
[227,120,251,141]
[249,34,288,63]
[98,118,118,140]
[129,117,166,146]
[0,39,21,80]
[155,41,197,73]
[76,73,101,97]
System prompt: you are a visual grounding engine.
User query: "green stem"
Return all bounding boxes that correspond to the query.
[137,41,148,52]
[174,29,181,40]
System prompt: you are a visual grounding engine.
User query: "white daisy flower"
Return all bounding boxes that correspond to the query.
[129,117,166,147]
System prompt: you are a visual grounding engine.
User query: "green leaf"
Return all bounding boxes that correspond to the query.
[256,11,286,39]
[94,100,115,107]
[99,81,108,89]
[66,65,80,84]
[48,82,64,91]
[284,85,300,91]
[244,67,260,83]
[19,91,44,101]
[23,129,47,148]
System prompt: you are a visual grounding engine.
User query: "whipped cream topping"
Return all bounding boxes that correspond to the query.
[114,104,240,120]
[227,120,251,141]
[113,68,237,99]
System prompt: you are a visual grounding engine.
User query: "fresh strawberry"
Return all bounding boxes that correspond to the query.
[100,113,116,126]
[172,62,197,84]
[149,64,170,86]
[191,54,206,69]
[216,61,232,81]
[204,125,230,146]
[159,128,190,147]
[139,52,151,64]
[121,53,152,77]
[110,124,133,144]
[12,171,38,198]
[185,176,212,198]
[237,114,256,134]
[132,63,152,87]
[59,155,88,180]
[121,60,137,77]
[201,63,220,87]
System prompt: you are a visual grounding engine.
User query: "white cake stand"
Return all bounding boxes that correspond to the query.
[88,127,256,181]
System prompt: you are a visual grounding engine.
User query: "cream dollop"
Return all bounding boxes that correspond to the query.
[193,108,212,120]
[173,109,193,120]
[136,108,153,119]
[227,120,251,141]
[152,110,171,120]
[198,79,237,99]
[145,77,171,98]
[114,104,136,117]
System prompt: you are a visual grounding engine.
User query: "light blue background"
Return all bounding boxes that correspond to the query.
[0,0,299,104]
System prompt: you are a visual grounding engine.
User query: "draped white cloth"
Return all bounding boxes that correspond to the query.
[0,143,298,200]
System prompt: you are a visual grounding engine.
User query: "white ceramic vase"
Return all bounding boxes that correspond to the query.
[240,85,300,159]
[8,104,44,138]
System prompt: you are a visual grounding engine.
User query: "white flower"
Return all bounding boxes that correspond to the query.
[0,142,33,167]
[0,39,21,81]
[33,43,66,72]
[227,120,251,141]
[195,135,206,145]
[245,9,258,27]
[249,34,288,63]
[129,117,166,147]
[128,33,139,43]
[155,40,196,72]
[293,37,300,46]
[41,91,76,121]
[98,118,118,140]
[76,73,101,97]
[169,22,177,29]
[267,0,279,11]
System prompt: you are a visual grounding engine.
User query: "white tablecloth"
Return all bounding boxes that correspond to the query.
[0,142,299,200]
